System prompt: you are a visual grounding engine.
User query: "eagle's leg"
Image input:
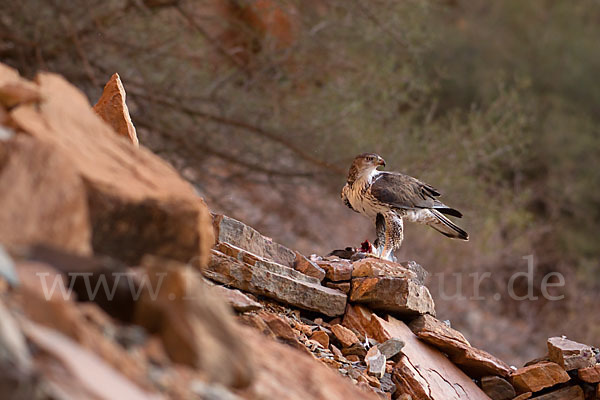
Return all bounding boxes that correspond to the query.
[373,213,386,257]
[381,212,403,261]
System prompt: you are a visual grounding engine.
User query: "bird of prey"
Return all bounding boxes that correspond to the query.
[341,153,468,261]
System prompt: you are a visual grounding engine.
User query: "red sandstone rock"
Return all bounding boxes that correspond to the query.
[93,73,139,146]
[510,361,570,393]
[577,364,600,383]
[331,324,360,348]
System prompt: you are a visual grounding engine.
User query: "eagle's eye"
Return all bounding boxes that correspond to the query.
[366,156,374,161]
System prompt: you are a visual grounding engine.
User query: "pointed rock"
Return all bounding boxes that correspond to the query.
[93,73,139,146]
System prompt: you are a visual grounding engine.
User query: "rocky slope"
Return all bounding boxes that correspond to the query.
[0,64,597,400]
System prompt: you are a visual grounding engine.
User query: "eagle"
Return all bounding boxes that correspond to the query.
[341,153,468,261]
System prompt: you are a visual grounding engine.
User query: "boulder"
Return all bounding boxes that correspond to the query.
[9,70,213,265]
[350,276,435,317]
[510,361,570,393]
[93,73,139,146]
[21,320,161,400]
[480,376,516,400]
[133,256,254,388]
[0,135,91,255]
[547,337,596,371]
[206,249,347,316]
[236,326,380,400]
[0,64,41,108]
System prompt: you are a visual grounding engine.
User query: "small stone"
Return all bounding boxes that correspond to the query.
[510,361,570,393]
[259,312,296,342]
[480,375,516,400]
[331,324,360,348]
[325,281,351,294]
[330,344,344,359]
[293,252,326,281]
[378,338,405,359]
[346,355,361,362]
[317,259,353,282]
[547,337,596,371]
[365,346,386,378]
[311,330,330,349]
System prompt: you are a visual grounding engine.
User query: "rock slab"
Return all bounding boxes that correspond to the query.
[360,314,490,399]
[206,250,347,317]
[409,314,510,378]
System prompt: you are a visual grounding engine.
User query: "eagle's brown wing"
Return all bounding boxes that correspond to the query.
[370,172,463,218]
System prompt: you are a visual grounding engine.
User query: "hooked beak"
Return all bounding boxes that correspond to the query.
[377,157,386,167]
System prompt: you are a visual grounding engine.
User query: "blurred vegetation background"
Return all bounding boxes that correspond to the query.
[2,0,599,365]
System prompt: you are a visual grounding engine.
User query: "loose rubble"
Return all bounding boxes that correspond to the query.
[0,63,599,400]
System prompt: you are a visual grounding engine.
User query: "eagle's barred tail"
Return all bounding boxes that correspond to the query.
[429,209,469,241]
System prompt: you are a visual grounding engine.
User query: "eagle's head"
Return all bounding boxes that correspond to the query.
[347,153,386,183]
